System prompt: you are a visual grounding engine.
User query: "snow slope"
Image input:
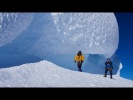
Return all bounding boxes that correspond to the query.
[0,60,132,87]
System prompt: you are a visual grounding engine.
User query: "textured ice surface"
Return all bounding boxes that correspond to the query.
[0,13,33,47]
[50,13,119,57]
[0,13,118,58]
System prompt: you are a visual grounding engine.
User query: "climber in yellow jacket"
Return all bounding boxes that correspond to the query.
[74,51,84,72]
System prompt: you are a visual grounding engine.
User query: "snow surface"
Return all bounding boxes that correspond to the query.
[0,60,133,87]
[0,12,132,87]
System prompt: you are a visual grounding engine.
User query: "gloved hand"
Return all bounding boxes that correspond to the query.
[74,61,76,63]
[81,60,83,63]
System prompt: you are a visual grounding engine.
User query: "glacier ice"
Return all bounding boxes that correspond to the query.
[50,13,119,58]
[0,13,33,47]
[0,13,121,76]
[0,13,118,58]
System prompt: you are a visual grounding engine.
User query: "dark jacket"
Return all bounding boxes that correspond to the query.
[105,61,113,69]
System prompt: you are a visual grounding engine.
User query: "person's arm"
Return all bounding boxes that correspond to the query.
[111,62,113,69]
[105,62,107,69]
[82,55,84,62]
[74,55,77,63]
[105,62,107,65]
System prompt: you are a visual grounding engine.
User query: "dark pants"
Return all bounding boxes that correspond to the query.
[105,68,112,78]
[77,61,82,71]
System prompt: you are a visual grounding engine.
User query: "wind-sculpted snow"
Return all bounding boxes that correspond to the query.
[0,13,33,47]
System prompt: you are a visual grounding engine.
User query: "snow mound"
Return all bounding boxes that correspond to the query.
[0,60,132,87]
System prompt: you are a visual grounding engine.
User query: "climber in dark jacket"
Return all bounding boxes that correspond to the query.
[103,58,113,79]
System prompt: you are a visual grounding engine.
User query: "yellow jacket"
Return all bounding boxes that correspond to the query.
[74,54,84,62]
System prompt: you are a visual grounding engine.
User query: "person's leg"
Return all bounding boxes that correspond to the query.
[77,61,80,71]
[77,61,82,71]
[110,70,112,79]
[104,69,108,77]
[80,61,82,71]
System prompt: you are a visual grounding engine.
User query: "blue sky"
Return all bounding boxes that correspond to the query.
[115,13,133,80]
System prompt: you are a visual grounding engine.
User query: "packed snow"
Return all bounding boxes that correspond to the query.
[0,12,132,87]
[0,60,133,87]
